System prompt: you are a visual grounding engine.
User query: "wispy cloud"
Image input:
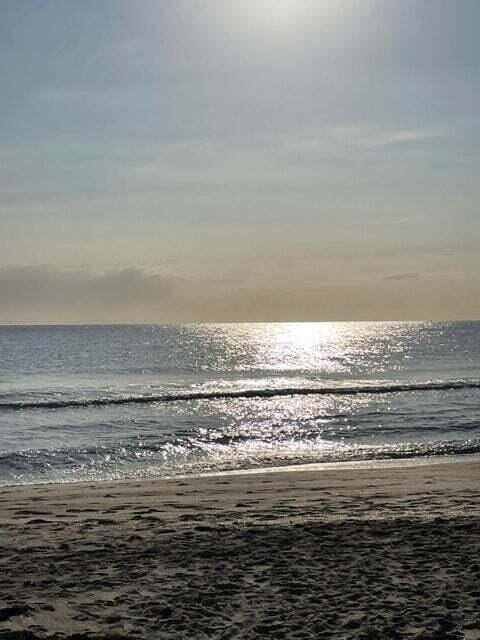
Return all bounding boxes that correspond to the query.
[325,125,440,150]
[381,272,422,281]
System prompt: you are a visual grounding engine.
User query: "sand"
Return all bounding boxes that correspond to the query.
[0,459,480,639]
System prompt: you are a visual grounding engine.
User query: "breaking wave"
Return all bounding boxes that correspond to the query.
[1,379,480,411]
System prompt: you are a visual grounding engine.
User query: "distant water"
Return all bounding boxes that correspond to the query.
[0,322,479,486]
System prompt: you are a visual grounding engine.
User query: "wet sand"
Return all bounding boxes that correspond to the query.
[0,460,480,639]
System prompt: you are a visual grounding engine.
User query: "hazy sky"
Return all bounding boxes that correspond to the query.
[1,0,479,322]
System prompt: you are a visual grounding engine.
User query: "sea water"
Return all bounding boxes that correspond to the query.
[0,322,479,485]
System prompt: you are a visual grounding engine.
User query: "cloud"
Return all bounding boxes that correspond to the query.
[0,266,173,323]
[0,263,478,324]
[381,272,422,281]
[325,125,440,150]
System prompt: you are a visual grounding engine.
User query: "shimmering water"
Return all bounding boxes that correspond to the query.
[0,322,479,485]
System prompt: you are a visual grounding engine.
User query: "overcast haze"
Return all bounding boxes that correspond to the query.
[1,0,479,323]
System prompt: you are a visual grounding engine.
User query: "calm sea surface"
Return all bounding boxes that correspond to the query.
[0,322,479,485]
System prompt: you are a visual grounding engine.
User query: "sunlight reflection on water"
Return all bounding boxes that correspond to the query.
[1,322,480,484]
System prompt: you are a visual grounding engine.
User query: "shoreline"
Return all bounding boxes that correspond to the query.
[1,459,479,638]
[2,451,479,491]
[175,451,480,480]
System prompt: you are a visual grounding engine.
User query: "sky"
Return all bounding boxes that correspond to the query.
[1,0,479,323]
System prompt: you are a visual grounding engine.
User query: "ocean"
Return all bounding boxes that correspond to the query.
[0,322,479,486]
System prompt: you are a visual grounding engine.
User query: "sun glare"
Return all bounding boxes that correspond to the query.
[256,0,303,28]
[230,0,323,35]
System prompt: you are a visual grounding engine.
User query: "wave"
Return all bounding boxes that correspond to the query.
[1,379,480,410]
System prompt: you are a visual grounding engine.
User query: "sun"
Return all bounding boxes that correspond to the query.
[231,0,319,35]
[258,0,303,28]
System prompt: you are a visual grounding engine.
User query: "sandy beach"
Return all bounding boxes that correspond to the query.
[0,459,479,639]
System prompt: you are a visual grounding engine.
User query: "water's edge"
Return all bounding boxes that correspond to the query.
[3,453,479,490]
